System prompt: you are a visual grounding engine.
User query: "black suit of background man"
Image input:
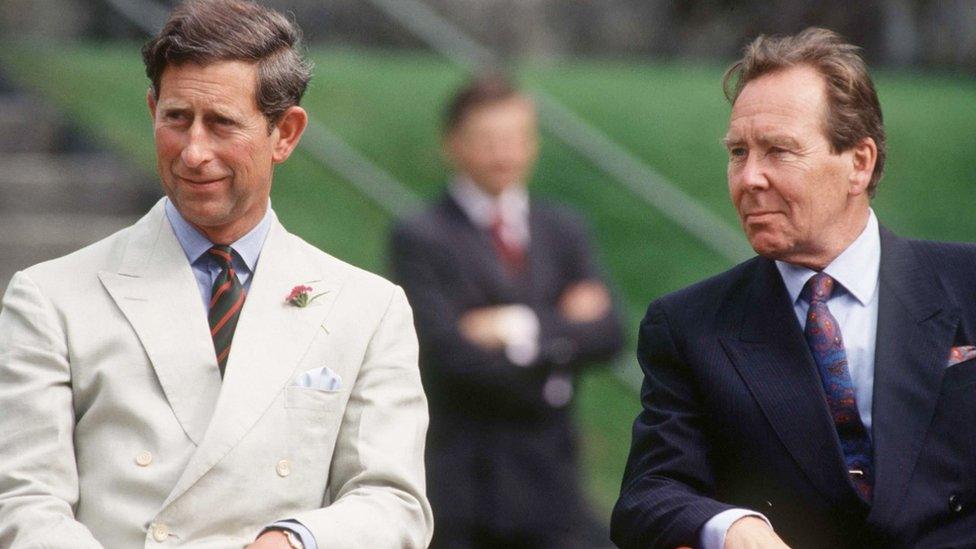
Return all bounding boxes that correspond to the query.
[391,75,624,548]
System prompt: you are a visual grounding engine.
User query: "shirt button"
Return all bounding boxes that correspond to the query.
[151,522,169,542]
[276,459,291,477]
[949,494,963,513]
[136,451,153,467]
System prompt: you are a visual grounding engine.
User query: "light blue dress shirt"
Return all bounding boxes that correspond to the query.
[163,199,271,305]
[164,199,318,549]
[701,210,881,549]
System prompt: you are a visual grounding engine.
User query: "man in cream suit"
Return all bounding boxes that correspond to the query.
[0,1,432,547]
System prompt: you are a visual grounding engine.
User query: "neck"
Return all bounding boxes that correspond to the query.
[190,206,267,246]
[792,207,871,271]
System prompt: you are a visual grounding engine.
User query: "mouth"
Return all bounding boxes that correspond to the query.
[176,175,228,186]
[743,211,781,222]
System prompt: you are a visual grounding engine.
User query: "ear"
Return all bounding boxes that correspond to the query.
[147,88,157,121]
[848,137,877,196]
[271,106,309,164]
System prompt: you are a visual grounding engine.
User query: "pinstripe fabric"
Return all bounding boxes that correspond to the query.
[208,245,246,377]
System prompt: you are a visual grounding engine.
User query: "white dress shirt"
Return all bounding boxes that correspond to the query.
[449,176,530,249]
[449,177,540,365]
[701,209,881,549]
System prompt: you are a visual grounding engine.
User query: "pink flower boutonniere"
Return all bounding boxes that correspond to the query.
[286,285,326,308]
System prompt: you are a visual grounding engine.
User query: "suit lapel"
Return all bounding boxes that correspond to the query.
[720,259,861,507]
[98,201,221,445]
[161,218,344,508]
[443,195,518,298]
[525,204,554,301]
[867,229,957,526]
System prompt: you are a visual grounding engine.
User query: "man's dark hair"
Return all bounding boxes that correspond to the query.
[723,27,886,197]
[444,72,525,133]
[142,0,312,128]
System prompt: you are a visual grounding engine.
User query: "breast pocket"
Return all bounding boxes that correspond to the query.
[284,385,345,412]
[284,386,347,464]
[943,358,976,392]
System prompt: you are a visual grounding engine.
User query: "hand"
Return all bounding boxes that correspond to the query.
[725,516,790,549]
[246,530,292,549]
[558,280,611,323]
[459,307,506,350]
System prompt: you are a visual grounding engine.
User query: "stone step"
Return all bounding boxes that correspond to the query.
[0,152,160,214]
[0,95,61,153]
[0,213,138,294]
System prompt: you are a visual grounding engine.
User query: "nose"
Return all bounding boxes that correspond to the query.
[180,121,214,169]
[738,152,768,191]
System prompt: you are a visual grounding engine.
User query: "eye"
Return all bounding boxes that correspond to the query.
[767,146,794,158]
[728,147,747,160]
[164,111,189,122]
[212,115,237,127]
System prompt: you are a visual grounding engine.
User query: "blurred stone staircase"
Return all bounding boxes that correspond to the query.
[0,71,160,294]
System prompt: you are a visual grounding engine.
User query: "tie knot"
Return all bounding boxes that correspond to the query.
[208,245,235,269]
[800,272,836,304]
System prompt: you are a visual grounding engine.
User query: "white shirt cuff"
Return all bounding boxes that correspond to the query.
[700,508,771,549]
[495,304,540,366]
[269,519,317,549]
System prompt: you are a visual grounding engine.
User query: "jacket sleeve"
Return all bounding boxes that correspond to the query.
[532,210,625,371]
[389,221,553,414]
[291,286,433,548]
[610,300,732,549]
[0,272,104,548]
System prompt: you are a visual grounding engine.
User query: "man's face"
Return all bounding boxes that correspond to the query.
[148,60,286,243]
[725,65,869,268]
[446,97,539,196]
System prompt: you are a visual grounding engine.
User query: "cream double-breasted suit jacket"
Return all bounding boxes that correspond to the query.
[0,200,433,548]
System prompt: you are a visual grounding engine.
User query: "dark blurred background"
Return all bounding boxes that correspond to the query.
[8,1,976,68]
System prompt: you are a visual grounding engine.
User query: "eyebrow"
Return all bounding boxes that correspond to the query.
[721,136,741,149]
[759,134,801,149]
[158,103,242,122]
[721,133,801,149]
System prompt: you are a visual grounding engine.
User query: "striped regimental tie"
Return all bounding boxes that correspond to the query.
[801,272,874,502]
[208,245,246,377]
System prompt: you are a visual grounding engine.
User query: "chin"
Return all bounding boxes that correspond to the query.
[174,199,233,227]
[746,234,792,261]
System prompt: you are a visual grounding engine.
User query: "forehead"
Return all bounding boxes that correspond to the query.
[156,60,259,112]
[727,65,828,140]
[458,97,536,131]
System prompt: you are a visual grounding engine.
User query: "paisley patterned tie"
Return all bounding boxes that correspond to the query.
[801,272,874,501]
[208,245,246,377]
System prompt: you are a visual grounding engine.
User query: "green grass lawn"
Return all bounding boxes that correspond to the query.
[3,40,975,516]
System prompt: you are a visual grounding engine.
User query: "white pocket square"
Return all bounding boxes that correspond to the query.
[295,366,342,391]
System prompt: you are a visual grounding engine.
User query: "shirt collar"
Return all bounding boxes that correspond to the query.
[449,175,529,229]
[775,208,880,306]
[164,197,273,274]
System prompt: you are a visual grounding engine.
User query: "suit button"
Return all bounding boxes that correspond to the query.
[949,494,963,513]
[765,500,773,508]
[135,451,153,467]
[276,459,291,477]
[151,522,169,542]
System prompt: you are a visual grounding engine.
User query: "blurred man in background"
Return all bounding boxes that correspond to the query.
[391,74,625,548]
[0,1,431,547]
[612,28,976,548]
